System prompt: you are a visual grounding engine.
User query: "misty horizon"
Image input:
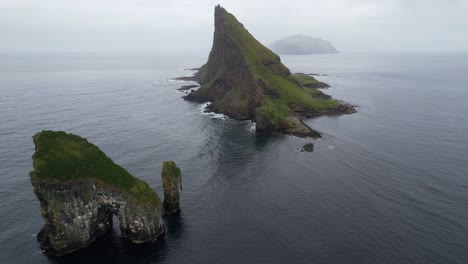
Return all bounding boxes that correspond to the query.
[1,0,468,54]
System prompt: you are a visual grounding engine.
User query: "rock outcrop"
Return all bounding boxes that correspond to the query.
[30,131,164,256]
[183,5,354,138]
[301,143,315,152]
[161,161,182,215]
[270,35,339,55]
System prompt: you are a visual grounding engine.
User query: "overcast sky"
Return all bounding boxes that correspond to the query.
[1,0,467,53]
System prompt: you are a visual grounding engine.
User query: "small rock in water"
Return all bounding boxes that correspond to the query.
[301,143,314,152]
[177,84,199,91]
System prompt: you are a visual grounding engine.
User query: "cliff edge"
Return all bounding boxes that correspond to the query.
[184,5,354,137]
[30,131,165,256]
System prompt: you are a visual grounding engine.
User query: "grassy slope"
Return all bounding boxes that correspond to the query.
[30,131,161,207]
[222,11,339,127]
[162,161,181,180]
[293,73,319,87]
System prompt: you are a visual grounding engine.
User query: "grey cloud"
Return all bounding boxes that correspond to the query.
[0,0,467,53]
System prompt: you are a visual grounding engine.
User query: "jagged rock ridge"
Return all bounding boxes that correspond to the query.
[184,5,354,137]
[30,131,165,256]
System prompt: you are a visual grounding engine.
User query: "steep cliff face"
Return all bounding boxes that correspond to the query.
[185,5,264,120]
[33,180,164,255]
[30,131,164,256]
[161,161,182,215]
[184,5,354,137]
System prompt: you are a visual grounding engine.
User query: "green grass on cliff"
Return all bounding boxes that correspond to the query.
[161,161,181,179]
[254,69,340,126]
[293,73,319,87]
[30,131,161,207]
[222,10,340,127]
[223,12,278,66]
[256,98,294,127]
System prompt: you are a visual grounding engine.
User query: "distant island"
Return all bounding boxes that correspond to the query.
[270,34,339,55]
[181,5,354,137]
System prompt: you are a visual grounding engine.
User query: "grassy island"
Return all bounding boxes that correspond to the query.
[224,11,340,127]
[185,6,351,135]
[30,130,160,207]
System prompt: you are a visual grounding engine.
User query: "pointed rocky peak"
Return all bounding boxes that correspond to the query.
[214,5,284,69]
[184,6,355,137]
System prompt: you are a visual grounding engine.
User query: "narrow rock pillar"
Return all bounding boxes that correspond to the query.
[161,161,182,214]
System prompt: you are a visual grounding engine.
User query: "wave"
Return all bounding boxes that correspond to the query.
[198,102,228,120]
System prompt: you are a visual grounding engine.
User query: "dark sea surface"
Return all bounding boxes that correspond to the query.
[0,52,467,264]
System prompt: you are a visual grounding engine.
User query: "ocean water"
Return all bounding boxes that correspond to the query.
[0,52,467,264]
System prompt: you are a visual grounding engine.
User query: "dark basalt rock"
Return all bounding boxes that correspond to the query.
[33,180,164,256]
[306,103,357,117]
[180,5,355,137]
[173,75,198,82]
[30,131,165,256]
[302,143,314,152]
[177,85,199,91]
[161,161,182,215]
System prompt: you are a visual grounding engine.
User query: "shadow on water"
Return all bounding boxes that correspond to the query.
[45,215,181,264]
[163,210,187,241]
[198,118,282,186]
[203,118,282,161]
[45,231,167,264]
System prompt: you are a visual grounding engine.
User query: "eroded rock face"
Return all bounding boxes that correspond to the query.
[33,179,164,256]
[184,5,261,120]
[301,143,314,152]
[161,161,182,215]
[182,5,355,137]
[30,131,165,256]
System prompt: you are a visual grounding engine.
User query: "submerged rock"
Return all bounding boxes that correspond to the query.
[301,143,315,152]
[30,131,164,256]
[177,84,199,91]
[161,161,182,215]
[182,5,355,138]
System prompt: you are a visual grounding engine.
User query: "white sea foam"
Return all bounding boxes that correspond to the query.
[165,78,193,83]
[198,102,228,120]
[245,120,256,133]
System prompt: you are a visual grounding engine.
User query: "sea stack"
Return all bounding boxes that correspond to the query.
[161,161,182,215]
[30,131,164,256]
[184,5,354,137]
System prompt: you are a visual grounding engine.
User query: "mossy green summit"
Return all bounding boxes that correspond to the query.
[30,130,161,207]
[184,5,354,137]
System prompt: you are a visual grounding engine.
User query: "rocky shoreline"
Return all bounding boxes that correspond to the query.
[175,5,356,138]
[176,69,356,138]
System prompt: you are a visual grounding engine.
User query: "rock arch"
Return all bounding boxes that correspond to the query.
[30,131,164,256]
